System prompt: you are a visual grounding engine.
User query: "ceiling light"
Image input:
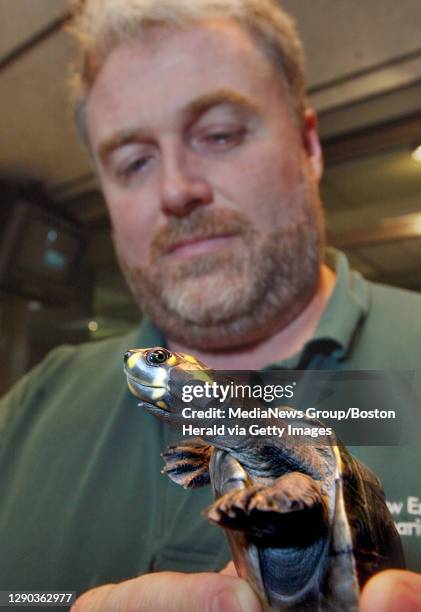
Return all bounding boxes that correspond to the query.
[412,145,421,162]
[88,320,98,332]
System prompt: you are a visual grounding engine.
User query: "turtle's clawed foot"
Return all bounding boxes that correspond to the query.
[206,484,263,522]
[249,472,326,513]
[205,472,329,543]
[161,440,212,489]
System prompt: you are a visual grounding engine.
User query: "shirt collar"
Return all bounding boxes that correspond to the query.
[265,249,370,369]
[313,249,369,351]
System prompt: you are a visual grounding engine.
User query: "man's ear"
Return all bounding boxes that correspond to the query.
[302,108,323,182]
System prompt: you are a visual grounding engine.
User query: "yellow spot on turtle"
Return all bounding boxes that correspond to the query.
[193,370,214,385]
[151,387,165,400]
[127,380,140,397]
[184,354,200,364]
[127,353,140,370]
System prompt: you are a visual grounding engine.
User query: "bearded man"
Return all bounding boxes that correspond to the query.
[0,1,420,610]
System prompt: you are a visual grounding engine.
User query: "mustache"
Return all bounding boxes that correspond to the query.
[149,208,253,257]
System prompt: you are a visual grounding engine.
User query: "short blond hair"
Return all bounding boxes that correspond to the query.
[69,0,307,127]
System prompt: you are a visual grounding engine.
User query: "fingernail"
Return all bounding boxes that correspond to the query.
[211,582,261,612]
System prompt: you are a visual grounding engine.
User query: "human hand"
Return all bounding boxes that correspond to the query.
[360,570,421,611]
[70,568,262,612]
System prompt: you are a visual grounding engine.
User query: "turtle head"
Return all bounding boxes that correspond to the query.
[123,347,213,423]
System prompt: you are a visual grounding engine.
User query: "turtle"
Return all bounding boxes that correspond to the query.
[123,347,405,611]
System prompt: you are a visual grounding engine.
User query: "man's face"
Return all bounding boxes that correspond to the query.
[86,20,324,349]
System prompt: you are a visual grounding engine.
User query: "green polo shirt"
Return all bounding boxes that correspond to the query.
[0,250,420,604]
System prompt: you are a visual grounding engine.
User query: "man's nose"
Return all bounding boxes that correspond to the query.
[159,150,213,217]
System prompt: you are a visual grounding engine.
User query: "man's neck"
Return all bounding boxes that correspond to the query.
[168,264,336,370]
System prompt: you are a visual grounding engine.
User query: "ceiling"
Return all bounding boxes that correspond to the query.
[1,0,421,343]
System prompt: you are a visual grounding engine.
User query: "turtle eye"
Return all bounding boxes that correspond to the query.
[146,348,171,365]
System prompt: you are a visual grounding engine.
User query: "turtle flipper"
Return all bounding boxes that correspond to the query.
[162,440,212,489]
[205,471,329,543]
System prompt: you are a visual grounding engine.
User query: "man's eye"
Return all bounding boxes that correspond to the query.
[208,133,233,143]
[122,157,149,177]
[201,129,246,149]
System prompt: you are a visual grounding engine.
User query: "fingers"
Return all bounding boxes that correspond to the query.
[71,571,262,612]
[360,569,421,612]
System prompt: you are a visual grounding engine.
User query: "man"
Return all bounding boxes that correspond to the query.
[0,0,420,610]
